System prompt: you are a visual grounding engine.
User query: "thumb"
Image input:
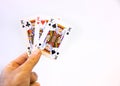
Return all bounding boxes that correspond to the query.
[20,49,42,72]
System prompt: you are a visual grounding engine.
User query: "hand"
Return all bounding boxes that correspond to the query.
[0,49,42,86]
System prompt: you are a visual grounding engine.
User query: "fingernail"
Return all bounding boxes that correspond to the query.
[33,48,41,55]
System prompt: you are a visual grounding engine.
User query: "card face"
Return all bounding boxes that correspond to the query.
[39,18,72,59]
[34,16,49,49]
[20,18,36,55]
[20,16,72,59]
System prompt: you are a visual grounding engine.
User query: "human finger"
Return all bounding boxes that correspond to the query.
[5,52,28,71]
[30,72,38,83]
[30,82,40,86]
[21,49,42,72]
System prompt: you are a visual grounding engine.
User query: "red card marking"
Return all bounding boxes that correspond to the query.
[41,20,45,25]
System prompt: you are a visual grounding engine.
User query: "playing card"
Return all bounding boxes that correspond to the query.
[20,17,36,55]
[39,18,72,59]
[34,16,50,49]
[20,16,72,59]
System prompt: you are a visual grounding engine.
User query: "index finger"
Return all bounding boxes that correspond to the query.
[5,52,28,71]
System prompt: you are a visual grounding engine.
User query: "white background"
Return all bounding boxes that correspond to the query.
[0,0,120,86]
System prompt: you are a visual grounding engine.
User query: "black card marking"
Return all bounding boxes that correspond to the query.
[52,24,56,28]
[26,22,30,27]
[52,50,56,54]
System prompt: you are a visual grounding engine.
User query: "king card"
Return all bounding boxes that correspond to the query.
[20,17,36,55]
[39,18,72,59]
[34,16,49,49]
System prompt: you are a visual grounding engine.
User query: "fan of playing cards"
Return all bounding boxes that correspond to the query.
[20,16,72,59]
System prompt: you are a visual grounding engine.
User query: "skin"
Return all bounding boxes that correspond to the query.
[0,49,42,86]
